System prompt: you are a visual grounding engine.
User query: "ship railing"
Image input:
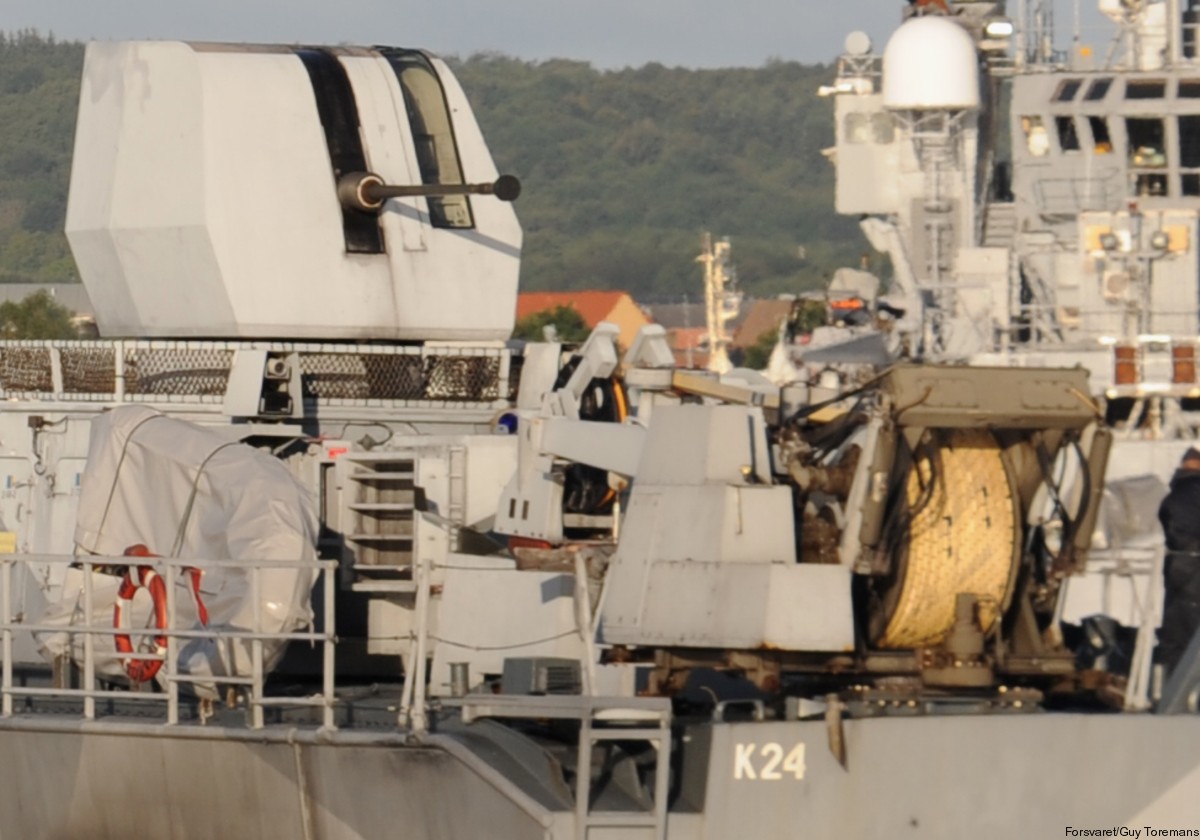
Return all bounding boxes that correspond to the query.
[835,54,881,82]
[1032,175,1122,216]
[0,553,338,730]
[1075,544,1163,711]
[997,313,1200,349]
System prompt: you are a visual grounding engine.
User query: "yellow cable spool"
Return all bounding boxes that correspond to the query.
[875,429,1018,650]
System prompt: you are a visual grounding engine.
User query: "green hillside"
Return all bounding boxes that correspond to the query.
[0,33,863,299]
[451,55,860,297]
[0,32,83,284]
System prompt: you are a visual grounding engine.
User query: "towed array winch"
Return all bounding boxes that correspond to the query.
[498,327,1111,703]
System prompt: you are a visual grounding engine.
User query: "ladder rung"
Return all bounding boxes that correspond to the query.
[582,813,659,829]
[350,580,417,593]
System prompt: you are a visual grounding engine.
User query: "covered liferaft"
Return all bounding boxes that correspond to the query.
[37,406,319,692]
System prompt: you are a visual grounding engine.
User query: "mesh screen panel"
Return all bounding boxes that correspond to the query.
[124,348,234,396]
[60,346,116,393]
[300,353,501,401]
[0,343,512,404]
[0,347,52,392]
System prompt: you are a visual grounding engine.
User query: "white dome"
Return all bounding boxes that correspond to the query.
[882,17,980,111]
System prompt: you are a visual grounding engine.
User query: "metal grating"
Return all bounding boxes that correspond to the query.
[426,356,501,401]
[60,346,116,393]
[124,348,234,396]
[0,347,52,392]
[300,353,501,402]
[0,342,516,405]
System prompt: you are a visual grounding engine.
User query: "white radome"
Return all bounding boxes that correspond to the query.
[882,16,981,111]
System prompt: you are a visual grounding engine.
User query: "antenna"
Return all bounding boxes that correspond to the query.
[697,233,740,375]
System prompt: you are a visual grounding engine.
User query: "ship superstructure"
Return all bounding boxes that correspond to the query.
[822,0,1200,430]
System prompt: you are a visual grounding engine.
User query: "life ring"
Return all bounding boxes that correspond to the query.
[112,544,209,683]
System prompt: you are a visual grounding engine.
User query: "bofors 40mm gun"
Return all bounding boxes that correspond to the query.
[497,325,1112,708]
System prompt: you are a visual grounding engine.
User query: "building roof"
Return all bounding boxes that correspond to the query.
[666,326,710,369]
[643,300,750,331]
[667,325,707,350]
[516,291,632,328]
[0,283,94,316]
[732,299,794,349]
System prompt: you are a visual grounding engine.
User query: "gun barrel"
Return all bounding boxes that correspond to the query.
[338,172,521,212]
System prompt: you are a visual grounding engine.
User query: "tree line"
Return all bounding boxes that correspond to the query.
[0,33,864,303]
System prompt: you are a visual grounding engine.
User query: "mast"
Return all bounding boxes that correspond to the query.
[697,233,740,374]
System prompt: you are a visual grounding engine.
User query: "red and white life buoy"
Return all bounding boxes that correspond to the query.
[112,544,208,683]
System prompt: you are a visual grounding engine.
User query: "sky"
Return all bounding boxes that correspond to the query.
[0,0,1114,69]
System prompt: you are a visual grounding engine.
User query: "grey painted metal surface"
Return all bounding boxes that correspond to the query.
[66,42,522,342]
[0,724,552,840]
[682,714,1200,838]
[0,711,1197,839]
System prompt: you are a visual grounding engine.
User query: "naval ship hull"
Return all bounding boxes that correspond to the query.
[0,714,1195,839]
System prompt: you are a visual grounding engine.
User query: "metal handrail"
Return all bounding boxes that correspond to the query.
[0,554,338,730]
[1080,544,1163,711]
[995,305,1200,345]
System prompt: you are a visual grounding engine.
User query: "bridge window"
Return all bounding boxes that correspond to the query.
[1055,116,1080,152]
[1181,79,1200,97]
[1021,116,1050,157]
[1180,115,1200,196]
[1126,79,1167,99]
[1180,116,1200,166]
[1085,78,1113,100]
[1127,118,1166,166]
[1135,173,1168,196]
[1089,117,1113,153]
[1054,79,1082,101]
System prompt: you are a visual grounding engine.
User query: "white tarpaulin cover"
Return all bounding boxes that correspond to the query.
[37,406,319,692]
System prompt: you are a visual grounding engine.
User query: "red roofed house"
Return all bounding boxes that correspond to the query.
[515,291,652,349]
[731,299,795,352]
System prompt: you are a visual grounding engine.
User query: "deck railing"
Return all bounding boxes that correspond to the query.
[1069,544,1163,711]
[0,554,338,729]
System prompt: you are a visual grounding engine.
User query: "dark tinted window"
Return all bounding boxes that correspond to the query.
[1127,118,1166,167]
[1180,116,1200,167]
[1126,79,1167,99]
[1085,78,1113,100]
[1180,79,1200,98]
[1055,116,1081,151]
[1054,79,1083,101]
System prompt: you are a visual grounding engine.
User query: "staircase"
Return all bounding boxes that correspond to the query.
[343,452,418,593]
[982,202,1017,249]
